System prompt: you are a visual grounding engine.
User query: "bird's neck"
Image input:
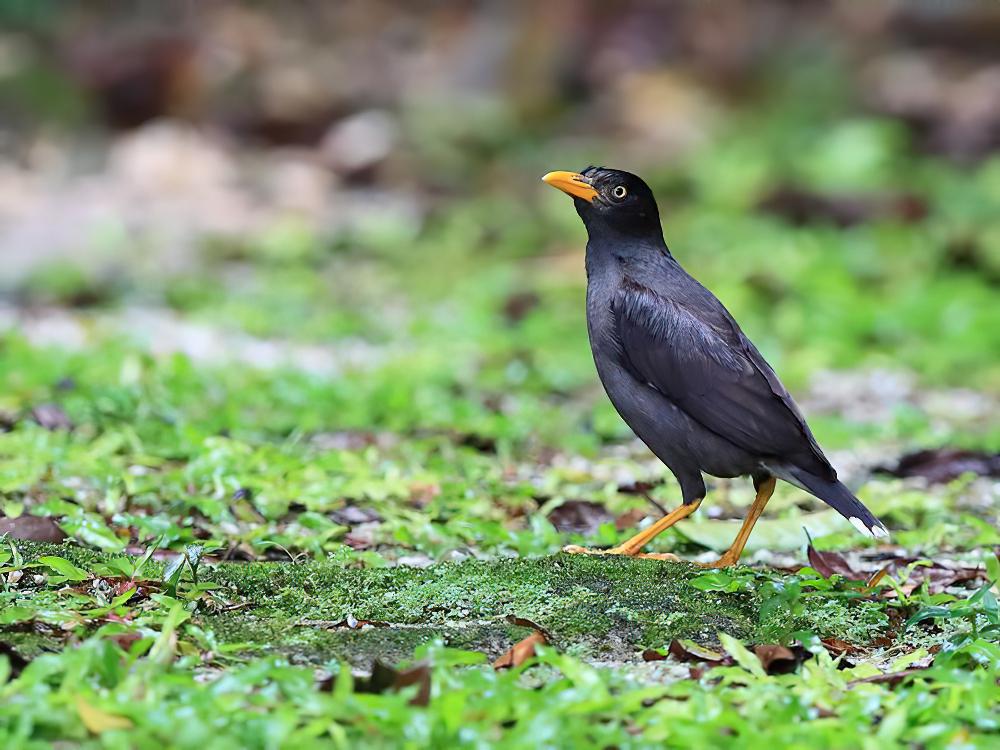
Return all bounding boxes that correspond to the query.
[584,222,672,269]
[581,210,668,251]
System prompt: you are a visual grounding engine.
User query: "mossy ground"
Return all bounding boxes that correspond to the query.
[6,542,894,670]
[207,554,758,665]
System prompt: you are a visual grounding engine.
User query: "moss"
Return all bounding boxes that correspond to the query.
[207,613,529,668]
[7,541,112,569]
[5,544,885,669]
[200,554,763,665]
[0,628,65,661]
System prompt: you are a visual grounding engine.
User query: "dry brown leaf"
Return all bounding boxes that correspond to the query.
[615,508,649,531]
[504,615,553,640]
[821,637,864,657]
[668,639,728,664]
[0,516,67,543]
[493,631,547,670]
[753,644,799,674]
[547,500,613,535]
[389,664,432,707]
[807,544,858,579]
[865,566,891,589]
[876,448,1000,484]
[355,661,431,707]
[331,504,381,526]
[31,403,73,431]
[847,667,929,688]
[642,648,668,662]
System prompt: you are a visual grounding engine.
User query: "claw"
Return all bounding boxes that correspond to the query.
[562,544,679,561]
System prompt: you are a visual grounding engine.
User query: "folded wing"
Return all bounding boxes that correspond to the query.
[612,280,835,480]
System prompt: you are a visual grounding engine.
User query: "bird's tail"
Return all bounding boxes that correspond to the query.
[788,468,889,540]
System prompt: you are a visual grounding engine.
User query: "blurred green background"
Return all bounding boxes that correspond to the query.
[0,0,997,560]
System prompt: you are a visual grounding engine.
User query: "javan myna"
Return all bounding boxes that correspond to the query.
[543,167,888,567]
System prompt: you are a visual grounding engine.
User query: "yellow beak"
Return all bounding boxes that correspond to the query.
[542,171,599,202]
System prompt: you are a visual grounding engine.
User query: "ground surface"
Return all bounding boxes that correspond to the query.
[1,4,1000,748]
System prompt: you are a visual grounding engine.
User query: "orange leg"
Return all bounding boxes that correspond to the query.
[700,477,776,568]
[563,499,702,560]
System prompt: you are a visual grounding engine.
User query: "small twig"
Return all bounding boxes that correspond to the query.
[643,491,670,517]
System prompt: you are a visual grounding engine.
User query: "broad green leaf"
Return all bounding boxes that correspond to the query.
[37,556,89,582]
[0,606,34,625]
[690,571,746,593]
[718,632,766,678]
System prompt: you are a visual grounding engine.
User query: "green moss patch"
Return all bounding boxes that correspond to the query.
[198,554,760,665]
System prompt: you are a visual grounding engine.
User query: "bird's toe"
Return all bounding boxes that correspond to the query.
[632,552,680,561]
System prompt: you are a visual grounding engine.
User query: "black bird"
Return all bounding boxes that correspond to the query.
[543,167,888,567]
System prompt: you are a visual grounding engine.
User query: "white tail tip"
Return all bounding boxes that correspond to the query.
[849,516,890,540]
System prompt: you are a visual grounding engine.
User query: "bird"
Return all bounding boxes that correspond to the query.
[542,167,889,567]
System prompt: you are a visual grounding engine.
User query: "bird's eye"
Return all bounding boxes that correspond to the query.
[611,185,628,200]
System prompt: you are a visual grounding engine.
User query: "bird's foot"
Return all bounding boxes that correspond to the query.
[695,553,740,569]
[562,544,679,561]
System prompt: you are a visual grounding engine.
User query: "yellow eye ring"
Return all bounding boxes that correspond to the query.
[612,185,628,200]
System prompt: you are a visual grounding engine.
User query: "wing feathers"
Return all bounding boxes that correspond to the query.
[613,281,833,479]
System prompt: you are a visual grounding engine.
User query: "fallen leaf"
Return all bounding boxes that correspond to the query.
[617,480,662,495]
[807,544,859,580]
[865,566,891,589]
[432,429,497,453]
[875,448,1000,484]
[493,631,547,670]
[343,613,388,629]
[505,615,553,641]
[753,644,800,674]
[30,403,73,431]
[0,516,67,543]
[614,508,649,531]
[331,504,381,526]
[821,637,863,657]
[547,500,613,535]
[642,648,668,662]
[75,697,133,733]
[296,617,389,629]
[111,579,139,597]
[408,482,440,508]
[311,430,380,451]
[667,639,728,664]
[343,532,374,550]
[863,44,1000,163]
[355,661,431,706]
[806,545,986,594]
[847,667,929,688]
[887,563,986,597]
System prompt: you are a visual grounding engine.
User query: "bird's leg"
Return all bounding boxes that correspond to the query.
[563,499,701,560]
[702,477,776,568]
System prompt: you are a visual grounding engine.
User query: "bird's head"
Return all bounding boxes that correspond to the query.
[542,166,662,239]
